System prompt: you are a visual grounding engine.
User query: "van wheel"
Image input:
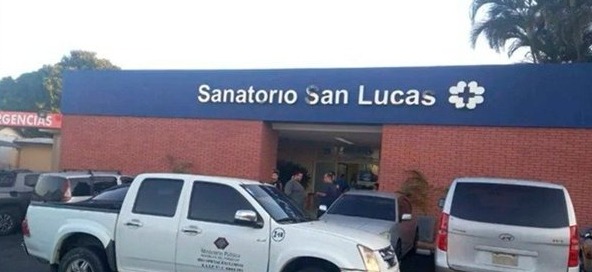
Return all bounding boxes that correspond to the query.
[59,247,108,272]
[0,208,19,236]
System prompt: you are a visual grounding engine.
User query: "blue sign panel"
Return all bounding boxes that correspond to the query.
[61,64,592,128]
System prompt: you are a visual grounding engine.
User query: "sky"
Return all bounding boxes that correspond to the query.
[0,0,517,79]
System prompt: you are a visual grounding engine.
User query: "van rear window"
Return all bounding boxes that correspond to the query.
[33,175,67,201]
[450,182,569,228]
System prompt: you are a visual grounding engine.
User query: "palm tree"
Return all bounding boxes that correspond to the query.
[541,0,592,62]
[470,0,592,63]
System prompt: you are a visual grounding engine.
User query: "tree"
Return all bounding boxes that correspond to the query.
[0,50,119,113]
[43,50,120,112]
[0,50,119,137]
[0,70,49,112]
[470,0,592,63]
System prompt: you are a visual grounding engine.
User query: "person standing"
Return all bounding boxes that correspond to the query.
[284,171,306,211]
[316,172,341,218]
[335,173,350,193]
[270,169,283,191]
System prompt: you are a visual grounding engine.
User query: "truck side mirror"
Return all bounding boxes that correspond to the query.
[401,213,413,221]
[234,210,262,228]
[317,205,328,217]
[438,198,445,209]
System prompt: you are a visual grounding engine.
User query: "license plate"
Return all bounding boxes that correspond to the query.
[492,253,518,266]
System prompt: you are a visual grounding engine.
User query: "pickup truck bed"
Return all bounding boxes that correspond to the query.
[24,201,119,264]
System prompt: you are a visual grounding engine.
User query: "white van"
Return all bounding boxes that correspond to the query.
[435,177,580,272]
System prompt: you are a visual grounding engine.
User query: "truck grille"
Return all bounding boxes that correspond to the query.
[379,245,397,268]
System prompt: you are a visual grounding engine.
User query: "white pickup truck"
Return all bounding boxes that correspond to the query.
[22,173,399,272]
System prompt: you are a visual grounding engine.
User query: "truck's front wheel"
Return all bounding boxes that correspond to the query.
[297,267,329,272]
[59,247,108,272]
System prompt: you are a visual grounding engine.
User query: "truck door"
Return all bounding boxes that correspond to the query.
[116,178,185,272]
[176,181,271,272]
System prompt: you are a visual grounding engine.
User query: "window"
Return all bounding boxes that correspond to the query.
[24,174,41,187]
[243,184,307,222]
[328,195,397,221]
[132,178,183,217]
[450,182,569,228]
[120,176,134,184]
[33,175,67,201]
[189,182,255,225]
[92,176,118,194]
[0,172,16,187]
[91,185,130,202]
[69,177,92,196]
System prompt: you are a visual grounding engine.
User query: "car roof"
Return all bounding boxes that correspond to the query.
[134,173,265,186]
[343,189,404,199]
[453,177,566,190]
[40,171,121,178]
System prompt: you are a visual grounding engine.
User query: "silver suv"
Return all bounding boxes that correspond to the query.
[435,177,579,272]
[0,169,44,235]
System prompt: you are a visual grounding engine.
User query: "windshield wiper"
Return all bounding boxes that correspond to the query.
[276,217,299,223]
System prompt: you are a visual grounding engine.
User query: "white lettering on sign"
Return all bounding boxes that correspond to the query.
[197,84,298,105]
[305,85,349,105]
[196,83,442,107]
[357,85,436,106]
[0,111,62,129]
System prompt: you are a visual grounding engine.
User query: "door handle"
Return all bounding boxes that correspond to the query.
[9,191,17,197]
[181,226,202,235]
[124,220,143,228]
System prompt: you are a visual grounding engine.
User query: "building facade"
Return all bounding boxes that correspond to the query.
[59,64,592,227]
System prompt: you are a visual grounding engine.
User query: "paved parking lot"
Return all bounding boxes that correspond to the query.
[1,233,435,272]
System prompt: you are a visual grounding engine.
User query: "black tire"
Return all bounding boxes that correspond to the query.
[58,247,108,272]
[297,267,327,272]
[0,208,19,236]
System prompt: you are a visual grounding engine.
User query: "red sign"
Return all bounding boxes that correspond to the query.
[0,111,62,129]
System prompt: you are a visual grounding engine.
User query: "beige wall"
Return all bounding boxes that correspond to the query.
[18,145,53,171]
[0,127,21,169]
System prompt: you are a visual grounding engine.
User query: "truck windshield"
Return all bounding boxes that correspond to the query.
[243,184,309,223]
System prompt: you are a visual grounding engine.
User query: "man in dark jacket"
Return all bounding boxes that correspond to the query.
[316,172,340,218]
[270,169,283,191]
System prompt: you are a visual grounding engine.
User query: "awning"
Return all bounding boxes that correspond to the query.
[0,140,20,148]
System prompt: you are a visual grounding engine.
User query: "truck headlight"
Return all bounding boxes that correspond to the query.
[357,245,380,272]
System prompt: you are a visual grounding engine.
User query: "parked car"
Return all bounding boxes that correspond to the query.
[435,177,579,272]
[0,169,44,235]
[22,173,399,272]
[318,190,418,259]
[31,170,134,203]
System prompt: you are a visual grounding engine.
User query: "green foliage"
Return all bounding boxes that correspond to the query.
[0,50,119,114]
[0,70,48,112]
[43,50,120,112]
[399,170,431,214]
[470,0,592,63]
